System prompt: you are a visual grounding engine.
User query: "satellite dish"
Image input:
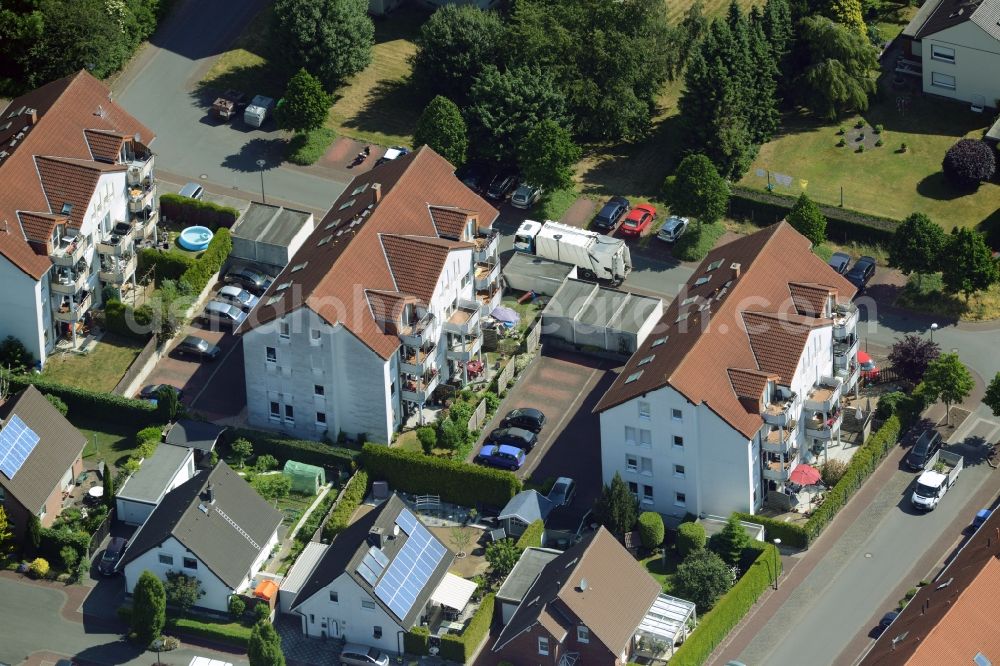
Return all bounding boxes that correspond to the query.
[134,132,141,143]
[579,578,588,591]
[428,647,439,656]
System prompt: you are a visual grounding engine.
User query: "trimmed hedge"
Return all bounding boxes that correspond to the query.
[321,469,370,541]
[160,193,240,230]
[2,370,158,427]
[138,247,195,283]
[38,527,90,562]
[733,513,808,550]
[293,494,335,548]
[728,185,899,244]
[515,519,545,550]
[362,444,521,508]
[404,626,430,656]
[225,428,359,472]
[669,544,779,666]
[180,227,232,294]
[103,299,153,340]
[170,616,252,647]
[439,594,494,663]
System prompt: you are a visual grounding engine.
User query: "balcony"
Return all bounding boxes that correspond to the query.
[763,458,794,482]
[804,377,843,413]
[762,422,798,453]
[834,334,860,363]
[50,269,87,295]
[832,303,859,340]
[131,208,158,238]
[836,362,861,391]
[128,182,156,213]
[399,312,435,348]
[473,231,499,263]
[401,370,440,404]
[477,284,503,315]
[99,254,137,284]
[400,342,437,375]
[805,410,843,439]
[126,154,154,186]
[443,300,481,335]
[97,224,135,256]
[50,236,88,267]
[762,392,796,426]
[474,261,501,291]
[54,292,92,323]
[446,333,483,362]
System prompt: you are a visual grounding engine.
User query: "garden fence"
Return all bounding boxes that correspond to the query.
[467,398,488,432]
[523,321,541,354]
[87,508,115,558]
[495,359,515,395]
[112,333,159,395]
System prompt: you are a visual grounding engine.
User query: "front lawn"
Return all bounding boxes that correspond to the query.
[642,550,683,594]
[41,333,146,392]
[895,272,1000,321]
[672,222,726,261]
[286,127,338,165]
[537,187,582,222]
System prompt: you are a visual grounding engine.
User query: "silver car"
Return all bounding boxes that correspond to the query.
[657,215,690,242]
[511,183,543,209]
[339,643,389,666]
[217,284,259,312]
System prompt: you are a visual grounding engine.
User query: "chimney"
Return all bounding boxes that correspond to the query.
[372,183,381,205]
[205,482,215,504]
[368,525,386,549]
[730,262,742,280]
[28,109,37,125]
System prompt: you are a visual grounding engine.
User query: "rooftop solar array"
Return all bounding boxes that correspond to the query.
[373,508,448,620]
[0,415,39,480]
[356,545,390,586]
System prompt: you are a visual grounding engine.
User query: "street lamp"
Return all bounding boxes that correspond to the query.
[930,322,938,343]
[256,159,267,205]
[773,538,782,590]
[152,637,164,666]
[553,234,563,263]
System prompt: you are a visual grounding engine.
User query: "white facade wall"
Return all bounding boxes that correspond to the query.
[123,536,235,612]
[0,261,47,366]
[295,573,404,653]
[921,22,1000,107]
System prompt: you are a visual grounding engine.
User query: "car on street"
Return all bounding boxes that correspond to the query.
[846,255,877,290]
[828,251,852,274]
[98,536,127,576]
[203,300,248,329]
[973,508,993,529]
[339,643,390,666]
[457,161,488,191]
[178,182,204,200]
[500,407,546,433]
[905,429,942,471]
[224,267,273,295]
[592,196,630,231]
[138,384,183,401]
[858,350,879,380]
[511,183,543,209]
[548,477,577,506]
[656,215,689,243]
[619,204,656,237]
[216,284,259,312]
[486,426,538,452]
[486,170,518,200]
[474,443,526,470]
[174,335,220,361]
[874,611,899,637]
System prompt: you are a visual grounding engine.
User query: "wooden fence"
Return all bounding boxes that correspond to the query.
[495,359,515,395]
[524,320,541,354]
[112,333,159,395]
[467,398,488,432]
[87,508,115,558]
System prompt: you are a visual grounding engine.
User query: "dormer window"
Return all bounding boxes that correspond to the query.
[60,202,72,215]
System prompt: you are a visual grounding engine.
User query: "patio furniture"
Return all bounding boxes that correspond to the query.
[76,471,89,485]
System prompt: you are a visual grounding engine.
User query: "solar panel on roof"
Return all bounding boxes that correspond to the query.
[368,545,390,568]
[395,507,419,535]
[356,560,378,586]
[363,551,387,577]
[374,516,448,620]
[0,415,40,480]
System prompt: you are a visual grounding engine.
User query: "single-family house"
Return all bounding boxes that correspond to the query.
[238,147,502,445]
[118,462,282,612]
[115,443,195,526]
[595,222,859,521]
[0,71,157,364]
[498,490,555,540]
[495,547,562,625]
[0,385,86,543]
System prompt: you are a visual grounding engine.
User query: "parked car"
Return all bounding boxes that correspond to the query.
[374,146,409,166]
[138,384,183,401]
[511,183,543,209]
[339,643,390,666]
[500,407,546,433]
[174,335,220,361]
[874,611,899,637]
[474,443,526,470]
[858,350,879,380]
[592,196,630,231]
[225,267,273,295]
[828,252,852,274]
[486,170,518,200]
[178,182,204,200]
[486,427,537,452]
[548,477,577,506]
[217,284,260,312]
[905,429,942,471]
[98,536,127,576]
[203,300,248,329]
[656,215,689,243]
[973,508,993,529]
[620,204,657,237]
[457,161,488,191]
[846,255,877,290]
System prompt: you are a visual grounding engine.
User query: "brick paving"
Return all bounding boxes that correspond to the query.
[558,197,596,228]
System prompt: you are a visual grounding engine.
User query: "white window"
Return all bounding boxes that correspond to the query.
[329,591,338,602]
[639,429,652,449]
[577,626,590,643]
[279,322,290,339]
[673,435,685,449]
[638,401,651,421]
[931,44,955,63]
[674,492,686,507]
[642,485,654,504]
[158,554,173,565]
[672,408,683,421]
[626,454,638,472]
[284,404,294,424]
[314,384,324,397]
[625,426,637,446]
[538,637,549,656]
[269,401,280,420]
[362,600,376,611]
[674,464,686,478]
[265,347,277,363]
[931,72,955,90]
[640,457,653,476]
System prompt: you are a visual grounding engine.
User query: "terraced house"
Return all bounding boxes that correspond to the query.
[239,147,501,444]
[595,222,860,521]
[0,70,157,365]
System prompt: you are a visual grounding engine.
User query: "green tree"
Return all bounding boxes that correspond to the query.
[411,4,505,103]
[252,474,292,501]
[0,0,44,95]
[0,506,12,554]
[638,512,665,550]
[248,619,286,666]
[517,119,581,191]
[485,538,522,579]
[922,352,974,426]
[231,438,254,469]
[828,0,867,35]
[228,595,247,619]
[677,521,707,558]
[797,16,879,119]
[941,227,999,300]
[674,548,733,612]
[26,514,40,555]
[416,426,437,455]
[272,0,374,90]
[708,514,752,565]
[413,96,468,167]
[888,334,941,384]
[255,454,279,472]
[665,154,730,225]
[43,393,68,416]
[785,193,826,245]
[103,466,116,512]
[984,373,1000,417]
[276,68,332,133]
[747,21,781,144]
[60,544,79,570]
[156,386,179,422]
[132,570,166,646]
[165,570,204,616]
[592,472,638,539]
[0,335,35,372]
[466,64,569,164]
[888,213,946,284]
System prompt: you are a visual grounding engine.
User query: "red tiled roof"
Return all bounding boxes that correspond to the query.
[242,147,499,359]
[365,289,419,324]
[83,128,126,162]
[727,368,776,402]
[789,281,835,316]
[595,222,857,438]
[0,71,154,279]
[36,156,125,228]
[381,234,471,303]
[428,205,476,240]
[17,211,64,244]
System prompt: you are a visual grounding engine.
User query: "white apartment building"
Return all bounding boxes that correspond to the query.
[595,222,860,521]
[239,147,501,444]
[0,71,157,366]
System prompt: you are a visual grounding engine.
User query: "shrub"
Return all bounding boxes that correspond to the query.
[733,513,808,549]
[224,428,358,472]
[677,522,707,558]
[438,594,494,663]
[103,299,153,340]
[900,142,907,152]
[942,139,996,190]
[321,470,370,541]
[821,459,848,486]
[137,248,196,283]
[29,557,50,578]
[515,519,545,550]
[179,228,232,296]
[136,425,162,448]
[874,123,883,134]
[876,138,884,147]
[0,335,35,372]
[252,602,270,623]
[638,511,665,550]
[856,145,865,153]
[483,391,500,414]
[837,137,846,147]
[296,495,335,549]
[252,474,292,501]
[228,595,246,619]
[416,426,437,455]
[44,394,69,416]
[170,617,252,647]
[708,515,753,566]
[38,527,90,562]
[674,549,732,612]
[286,128,337,166]
[838,126,846,135]
[855,119,864,128]
[405,626,430,656]
[362,443,521,508]
[60,545,79,570]
[159,193,240,230]
[254,454,279,472]
[1,370,158,427]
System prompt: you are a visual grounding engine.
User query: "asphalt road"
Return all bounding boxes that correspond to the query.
[113,0,347,213]
[732,406,1000,666]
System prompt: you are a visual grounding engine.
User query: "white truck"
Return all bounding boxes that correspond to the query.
[911,449,963,511]
[513,219,632,285]
[244,94,275,128]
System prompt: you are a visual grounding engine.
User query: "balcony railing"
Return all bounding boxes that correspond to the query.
[54,292,92,322]
[400,342,437,375]
[762,422,797,453]
[834,334,860,361]
[805,410,843,439]
[99,254,137,284]
[763,458,794,481]
[126,154,154,185]
[128,183,156,213]
[477,285,503,315]
[50,236,88,267]
[835,362,861,391]
[443,299,481,335]
[401,370,440,404]
[473,231,499,263]
[833,303,859,340]
[446,333,483,362]
[399,312,435,348]
[97,225,135,255]
[804,377,843,413]
[762,392,796,426]
[50,270,87,295]
[474,261,501,291]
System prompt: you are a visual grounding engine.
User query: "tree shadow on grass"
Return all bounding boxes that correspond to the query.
[578,114,684,200]
[976,207,1000,248]
[915,172,966,201]
[338,77,420,142]
[221,137,288,173]
[192,61,289,110]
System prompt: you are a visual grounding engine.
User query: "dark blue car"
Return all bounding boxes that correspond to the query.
[474,444,526,470]
[593,196,630,231]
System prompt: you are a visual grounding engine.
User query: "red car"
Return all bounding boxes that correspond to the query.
[858,351,879,380]
[619,204,656,237]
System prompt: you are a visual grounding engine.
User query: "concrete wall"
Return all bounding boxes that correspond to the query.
[922,22,1000,107]
[294,573,404,653]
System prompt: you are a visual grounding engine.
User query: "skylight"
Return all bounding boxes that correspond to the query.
[291,262,308,272]
[60,202,72,215]
[638,355,655,366]
[694,276,711,287]
[324,218,341,230]
[351,183,370,196]
[681,296,698,306]
[318,234,333,246]
[338,198,357,211]
[707,258,725,271]
[625,370,644,384]
[651,336,668,347]
[266,295,281,306]
[676,312,690,323]
[276,282,291,292]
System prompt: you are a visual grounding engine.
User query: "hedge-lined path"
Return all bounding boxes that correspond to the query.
[265,483,335,574]
[711,403,1000,666]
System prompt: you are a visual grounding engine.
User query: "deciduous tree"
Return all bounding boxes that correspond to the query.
[276,69,332,133]
[272,0,373,90]
[828,0,867,36]
[888,334,940,384]
[592,472,638,539]
[922,352,974,425]
[132,570,166,646]
[413,96,468,167]
[517,120,581,191]
[888,213,946,284]
[0,335,34,372]
[786,193,826,245]
[674,548,733,612]
[665,154,730,225]
[485,538,521,579]
[165,571,204,616]
[942,139,996,191]
[231,438,254,469]
[941,227,999,299]
[677,521,707,558]
[984,373,1000,417]
[797,16,878,119]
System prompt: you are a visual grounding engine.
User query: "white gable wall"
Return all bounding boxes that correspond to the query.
[294,572,404,653]
[0,261,47,366]
[921,21,1000,107]
[123,536,234,612]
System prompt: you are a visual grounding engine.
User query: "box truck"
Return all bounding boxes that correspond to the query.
[513,219,631,285]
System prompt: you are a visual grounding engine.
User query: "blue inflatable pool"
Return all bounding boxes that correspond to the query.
[178,226,214,251]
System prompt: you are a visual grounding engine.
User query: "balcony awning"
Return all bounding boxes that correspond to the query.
[430,572,477,610]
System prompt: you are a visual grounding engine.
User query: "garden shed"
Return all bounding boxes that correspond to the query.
[282,460,325,494]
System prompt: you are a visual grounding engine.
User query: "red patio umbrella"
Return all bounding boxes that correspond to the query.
[790,464,821,486]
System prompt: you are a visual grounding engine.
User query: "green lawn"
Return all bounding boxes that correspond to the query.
[538,187,583,222]
[77,417,142,467]
[642,550,683,594]
[275,490,317,526]
[895,272,1000,321]
[501,295,543,330]
[286,127,338,165]
[41,333,145,392]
